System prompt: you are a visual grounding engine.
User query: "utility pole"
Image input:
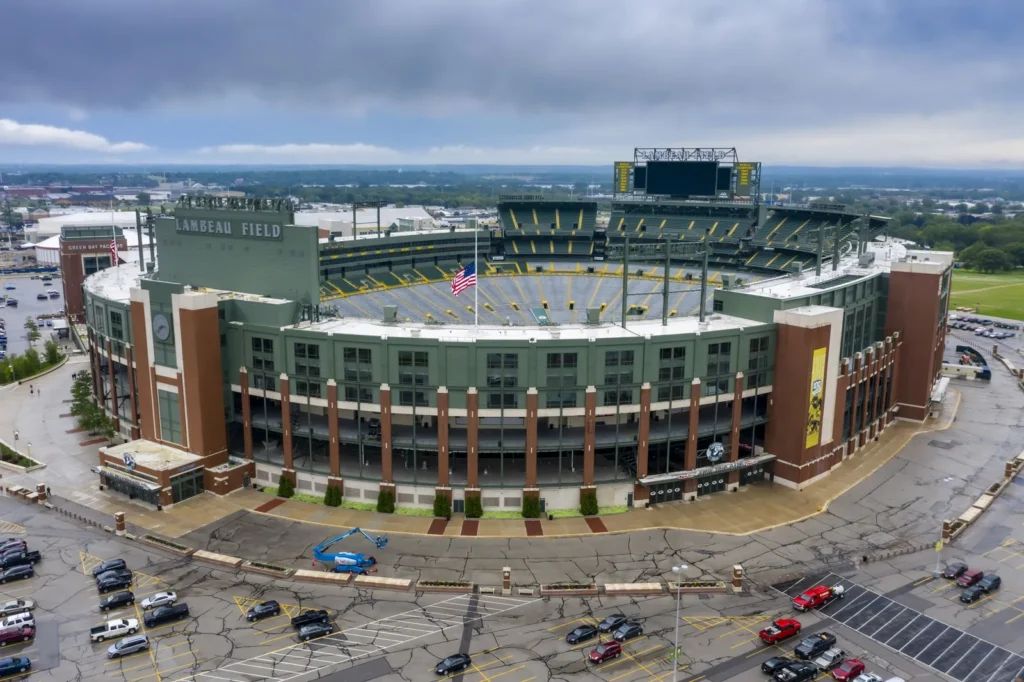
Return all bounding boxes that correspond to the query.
[699,229,710,323]
[833,223,841,271]
[621,235,629,329]
[816,223,825,277]
[662,245,671,326]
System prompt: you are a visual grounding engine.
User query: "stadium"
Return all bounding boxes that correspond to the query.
[77,147,953,513]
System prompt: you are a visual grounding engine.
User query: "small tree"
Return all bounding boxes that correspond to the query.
[70,373,93,416]
[324,484,342,507]
[43,339,62,366]
[433,494,451,518]
[464,495,482,519]
[580,488,599,516]
[376,488,395,514]
[277,475,295,498]
[23,317,40,347]
[522,495,541,519]
[136,192,151,206]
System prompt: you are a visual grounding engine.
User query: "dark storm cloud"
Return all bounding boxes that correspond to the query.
[1,0,1021,128]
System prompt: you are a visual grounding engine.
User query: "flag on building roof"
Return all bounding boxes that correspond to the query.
[451,261,476,296]
[109,239,118,264]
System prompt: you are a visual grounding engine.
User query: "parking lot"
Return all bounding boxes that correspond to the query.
[0,273,64,357]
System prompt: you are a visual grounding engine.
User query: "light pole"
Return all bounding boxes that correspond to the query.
[671,563,689,682]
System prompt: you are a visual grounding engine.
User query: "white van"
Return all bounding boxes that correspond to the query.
[0,612,34,629]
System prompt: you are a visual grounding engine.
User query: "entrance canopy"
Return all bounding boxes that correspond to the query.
[639,453,776,486]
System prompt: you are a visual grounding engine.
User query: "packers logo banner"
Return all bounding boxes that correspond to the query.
[805,347,827,448]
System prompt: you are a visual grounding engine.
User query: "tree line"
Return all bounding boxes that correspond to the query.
[885,212,1024,272]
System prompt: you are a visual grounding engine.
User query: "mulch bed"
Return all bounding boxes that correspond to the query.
[254,498,286,513]
[427,518,447,535]
[525,519,543,537]
[461,520,479,537]
[66,427,86,434]
[79,437,107,447]
[584,517,609,533]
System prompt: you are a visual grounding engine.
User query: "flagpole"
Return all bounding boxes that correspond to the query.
[474,222,479,326]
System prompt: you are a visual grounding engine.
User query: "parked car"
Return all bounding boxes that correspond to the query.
[960,585,985,603]
[99,591,135,612]
[35,294,46,301]
[0,600,33,618]
[92,559,127,578]
[759,619,801,644]
[107,635,149,659]
[0,541,26,554]
[0,657,29,676]
[0,551,41,571]
[774,661,818,682]
[976,574,1001,593]
[0,613,33,630]
[565,624,599,644]
[813,648,846,672]
[597,614,628,633]
[140,592,177,611]
[588,641,622,663]
[852,674,883,682]
[832,658,865,680]
[298,622,333,641]
[956,569,984,587]
[97,572,132,593]
[612,622,643,642]
[246,600,281,622]
[0,626,34,647]
[89,618,139,643]
[793,585,844,611]
[0,566,33,584]
[762,656,798,675]
[143,603,189,628]
[434,653,472,674]
[290,609,329,629]
[794,632,837,660]
[941,562,968,579]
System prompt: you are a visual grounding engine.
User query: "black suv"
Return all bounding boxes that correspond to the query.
[144,603,189,628]
[941,562,968,580]
[291,609,330,629]
[299,622,333,641]
[762,656,798,675]
[774,662,818,682]
[597,614,628,633]
[92,559,127,578]
[246,601,282,622]
[97,571,133,593]
[794,632,837,660]
[565,625,598,644]
[435,653,472,675]
[99,591,136,612]
[0,566,32,584]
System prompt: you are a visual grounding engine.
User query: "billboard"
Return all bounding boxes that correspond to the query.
[645,161,718,197]
[734,162,758,198]
[614,161,633,194]
[805,347,827,448]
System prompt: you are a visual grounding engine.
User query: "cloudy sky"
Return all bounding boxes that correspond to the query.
[1,0,1021,167]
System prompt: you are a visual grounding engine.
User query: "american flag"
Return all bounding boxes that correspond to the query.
[109,239,118,264]
[451,261,477,296]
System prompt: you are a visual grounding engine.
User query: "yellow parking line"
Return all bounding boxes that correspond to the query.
[641,665,690,682]
[127,659,205,682]
[966,592,1000,609]
[731,636,760,649]
[134,602,162,682]
[436,655,513,678]
[548,616,597,631]
[484,665,525,682]
[748,644,783,659]
[912,576,932,587]
[107,651,153,666]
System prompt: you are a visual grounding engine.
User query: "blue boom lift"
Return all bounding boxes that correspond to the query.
[312,528,388,574]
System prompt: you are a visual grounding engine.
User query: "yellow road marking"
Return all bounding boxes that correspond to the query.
[127,659,205,682]
[547,616,597,631]
[0,522,26,536]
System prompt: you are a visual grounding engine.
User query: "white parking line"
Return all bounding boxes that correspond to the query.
[177,593,535,682]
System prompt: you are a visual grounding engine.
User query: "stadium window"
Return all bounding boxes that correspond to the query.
[345,386,373,403]
[713,299,724,312]
[399,351,413,366]
[218,308,225,320]
[295,343,307,358]
[658,384,686,401]
[109,311,124,340]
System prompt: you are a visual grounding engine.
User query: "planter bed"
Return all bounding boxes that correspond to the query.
[540,583,599,597]
[353,576,412,591]
[293,569,353,585]
[192,550,243,569]
[141,535,195,557]
[417,580,475,594]
[667,581,728,594]
[242,560,295,578]
[603,583,664,596]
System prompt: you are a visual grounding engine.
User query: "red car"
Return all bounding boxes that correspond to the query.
[759,618,801,644]
[588,641,622,663]
[832,658,865,681]
[0,624,34,647]
[793,585,844,611]
[956,570,983,587]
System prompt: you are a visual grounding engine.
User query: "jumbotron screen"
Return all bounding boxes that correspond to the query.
[645,161,719,197]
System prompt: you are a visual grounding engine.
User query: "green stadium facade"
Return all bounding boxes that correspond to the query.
[80,197,952,512]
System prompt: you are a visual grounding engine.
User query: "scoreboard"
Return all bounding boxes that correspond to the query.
[613,150,760,201]
[613,161,633,194]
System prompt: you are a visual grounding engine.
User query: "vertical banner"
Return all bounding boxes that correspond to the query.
[805,347,827,448]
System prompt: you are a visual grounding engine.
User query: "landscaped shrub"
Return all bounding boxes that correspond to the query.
[277,476,295,498]
[464,495,483,519]
[580,488,598,516]
[522,495,541,519]
[324,484,342,507]
[433,494,451,518]
[377,488,396,514]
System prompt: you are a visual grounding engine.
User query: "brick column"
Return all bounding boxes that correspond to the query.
[125,345,140,440]
[525,388,538,490]
[436,387,450,500]
[849,354,861,455]
[684,378,700,499]
[129,296,157,442]
[240,368,253,459]
[466,388,479,502]
[89,339,100,401]
[727,372,743,490]
[833,360,850,458]
[583,386,596,487]
[380,384,393,484]
[279,373,295,485]
[880,339,893,427]
[176,294,227,461]
[106,339,120,432]
[634,383,651,505]
[887,335,901,424]
[327,380,341,488]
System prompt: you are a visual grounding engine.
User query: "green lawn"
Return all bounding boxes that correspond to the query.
[949,269,1024,321]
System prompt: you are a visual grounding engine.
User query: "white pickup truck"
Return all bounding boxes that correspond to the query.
[90,618,139,642]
